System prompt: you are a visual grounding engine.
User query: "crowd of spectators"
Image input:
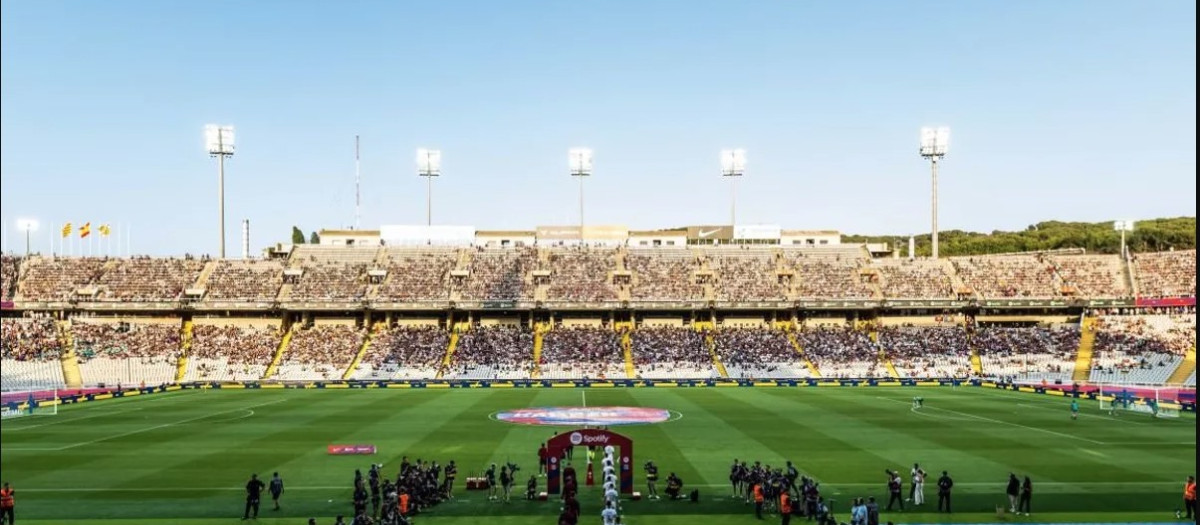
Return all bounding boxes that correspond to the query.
[277,325,365,379]
[873,259,955,299]
[448,325,534,379]
[458,249,537,301]
[360,326,451,379]
[628,251,703,301]
[789,254,874,299]
[711,254,787,302]
[204,260,285,302]
[377,251,457,301]
[1133,250,1196,298]
[1050,255,1129,298]
[17,257,108,301]
[0,317,61,361]
[540,326,624,379]
[0,255,19,302]
[289,263,369,302]
[951,255,1059,298]
[714,327,804,378]
[546,248,619,302]
[794,326,881,378]
[878,326,972,378]
[1091,314,1195,382]
[974,325,1080,381]
[189,324,280,380]
[95,257,206,301]
[72,321,181,360]
[632,327,712,378]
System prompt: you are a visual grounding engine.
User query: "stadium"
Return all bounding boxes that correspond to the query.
[1,3,1196,525]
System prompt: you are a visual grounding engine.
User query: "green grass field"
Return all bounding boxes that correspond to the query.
[0,386,1194,525]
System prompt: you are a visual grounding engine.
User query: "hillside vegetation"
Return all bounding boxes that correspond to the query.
[846,217,1196,257]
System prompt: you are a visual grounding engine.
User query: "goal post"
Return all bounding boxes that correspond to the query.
[1097,383,1181,418]
[0,388,60,419]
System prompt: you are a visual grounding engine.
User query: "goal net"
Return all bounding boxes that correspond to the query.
[1097,384,1181,418]
[0,389,60,419]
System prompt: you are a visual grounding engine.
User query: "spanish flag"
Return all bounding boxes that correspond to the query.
[99,224,111,237]
[61,222,73,238]
[79,222,91,238]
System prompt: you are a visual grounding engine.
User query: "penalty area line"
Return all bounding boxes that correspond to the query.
[874,397,1105,445]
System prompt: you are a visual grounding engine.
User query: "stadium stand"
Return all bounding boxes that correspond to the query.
[545,248,620,302]
[787,249,874,299]
[203,259,285,302]
[715,327,809,379]
[187,322,280,382]
[447,325,534,380]
[0,255,19,302]
[710,251,788,301]
[94,257,206,301]
[376,248,457,301]
[1133,249,1196,298]
[457,248,537,301]
[879,326,972,378]
[16,257,107,301]
[627,250,703,301]
[794,326,881,378]
[540,326,625,379]
[72,319,179,386]
[951,255,1059,298]
[356,325,450,380]
[872,259,956,299]
[1090,314,1195,384]
[1049,254,1129,298]
[975,325,1080,382]
[632,327,715,379]
[274,324,364,380]
[0,317,66,390]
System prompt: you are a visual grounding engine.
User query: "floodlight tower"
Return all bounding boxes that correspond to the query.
[205,124,236,259]
[416,148,442,226]
[16,219,38,256]
[720,149,747,226]
[1114,220,1135,259]
[919,126,950,259]
[568,148,594,234]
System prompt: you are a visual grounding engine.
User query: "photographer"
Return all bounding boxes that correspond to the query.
[646,460,660,500]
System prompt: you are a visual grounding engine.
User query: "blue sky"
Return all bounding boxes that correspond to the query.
[1,1,1195,256]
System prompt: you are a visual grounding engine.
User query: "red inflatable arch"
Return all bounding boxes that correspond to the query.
[545,428,634,494]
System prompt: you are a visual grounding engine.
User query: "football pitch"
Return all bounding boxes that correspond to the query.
[0,386,1194,525]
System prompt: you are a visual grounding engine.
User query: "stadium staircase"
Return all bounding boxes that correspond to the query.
[1166,346,1196,385]
[261,326,295,380]
[435,324,465,380]
[1121,256,1139,297]
[57,320,83,389]
[192,261,217,291]
[880,351,900,379]
[616,322,636,379]
[531,322,548,379]
[1071,317,1099,382]
[968,334,984,376]
[342,322,378,380]
[175,320,194,382]
[696,321,729,378]
[784,329,822,378]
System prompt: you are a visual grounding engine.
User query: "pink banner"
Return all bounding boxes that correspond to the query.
[0,301,12,310]
[327,444,377,455]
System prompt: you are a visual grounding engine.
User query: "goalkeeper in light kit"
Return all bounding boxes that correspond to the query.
[912,397,924,409]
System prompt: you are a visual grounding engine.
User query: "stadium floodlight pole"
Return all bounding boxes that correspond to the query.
[720,149,747,226]
[568,148,594,237]
[416,148,442,227]
[205,124,236,259]
[1114,220,1135,259]
[16,219,38,256]
[919,126,950,259]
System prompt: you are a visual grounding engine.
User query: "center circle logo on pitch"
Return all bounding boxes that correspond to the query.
[494,406,671,426]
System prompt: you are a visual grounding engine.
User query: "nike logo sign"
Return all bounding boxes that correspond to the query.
[699,229,720,237]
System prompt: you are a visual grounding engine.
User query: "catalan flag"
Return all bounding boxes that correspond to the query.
[79,222,91,238]
[61,222,73,238]
[99,224,111,237]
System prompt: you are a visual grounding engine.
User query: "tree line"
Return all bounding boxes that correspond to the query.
[844,217,1196,257]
